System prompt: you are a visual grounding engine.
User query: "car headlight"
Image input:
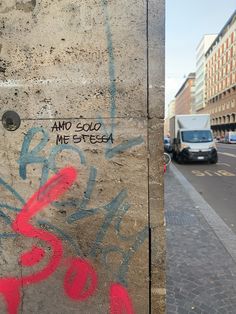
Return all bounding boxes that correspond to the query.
[209,143,216,149]
[181,144,190,150]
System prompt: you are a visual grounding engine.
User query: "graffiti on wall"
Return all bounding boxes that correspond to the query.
[16,126,148,283]
[0,9,147,306]
[51,120,114,145]
[0,0,148,312]
[0,123,148,314]
[0,167,136,314]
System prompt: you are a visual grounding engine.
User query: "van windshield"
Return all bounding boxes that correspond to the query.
[181,130,213,143]
[230,134,236,141]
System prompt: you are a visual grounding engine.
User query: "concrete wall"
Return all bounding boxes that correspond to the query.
[0,0,165,313]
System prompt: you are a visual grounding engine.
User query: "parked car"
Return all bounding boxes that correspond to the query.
[164,137,172,153]
[224,131,236,144]
[219,136,225,143]
[214,136,220,143]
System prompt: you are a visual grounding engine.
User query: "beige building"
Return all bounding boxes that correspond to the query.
[164,99,175,136]
[175,73,196,115]
[168,99,176,118]
[202,10,236,136]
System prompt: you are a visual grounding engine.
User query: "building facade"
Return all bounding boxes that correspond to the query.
[168,99,176,118]
[175,73,196,115]
[194,34,217,112]
[164,99,175,136]
[203,11,236,136]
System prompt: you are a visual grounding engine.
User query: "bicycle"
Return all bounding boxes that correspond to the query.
[164,152,171,172]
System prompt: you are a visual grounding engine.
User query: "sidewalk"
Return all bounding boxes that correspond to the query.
[165,164,236,314]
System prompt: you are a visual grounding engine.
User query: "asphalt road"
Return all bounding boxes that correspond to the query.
[173,143,236,233]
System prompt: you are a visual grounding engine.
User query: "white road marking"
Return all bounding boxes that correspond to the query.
[217,145,236,150]
[218,152,236,158]
[191,169,236,177]
[218,163,231,167]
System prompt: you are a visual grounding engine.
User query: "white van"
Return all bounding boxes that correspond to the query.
[170,114,218,163]
[224,131,236,144]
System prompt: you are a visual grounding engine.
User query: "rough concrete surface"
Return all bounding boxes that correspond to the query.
[0,0,165,313]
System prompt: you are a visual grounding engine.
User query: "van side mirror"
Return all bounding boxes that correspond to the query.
[174,138,180,144]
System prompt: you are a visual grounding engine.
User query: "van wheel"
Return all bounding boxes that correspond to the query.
[210,158,218,164]
[173,152,177,161]
[177,154,183,164]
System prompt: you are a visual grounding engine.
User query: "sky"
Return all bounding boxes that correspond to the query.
[166,0,236,111]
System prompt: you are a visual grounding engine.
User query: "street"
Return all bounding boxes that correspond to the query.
[165,153,236,314]
[173,143,236,233]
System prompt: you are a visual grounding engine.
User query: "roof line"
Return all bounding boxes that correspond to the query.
[205,10,236,56]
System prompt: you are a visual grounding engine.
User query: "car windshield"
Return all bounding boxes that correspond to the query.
[230,135,236,141]
[181,130,213,143]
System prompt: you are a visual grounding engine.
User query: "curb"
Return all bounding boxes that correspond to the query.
[170,163,236,264]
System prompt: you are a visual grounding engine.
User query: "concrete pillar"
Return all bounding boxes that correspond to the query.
[0,0,165,313]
